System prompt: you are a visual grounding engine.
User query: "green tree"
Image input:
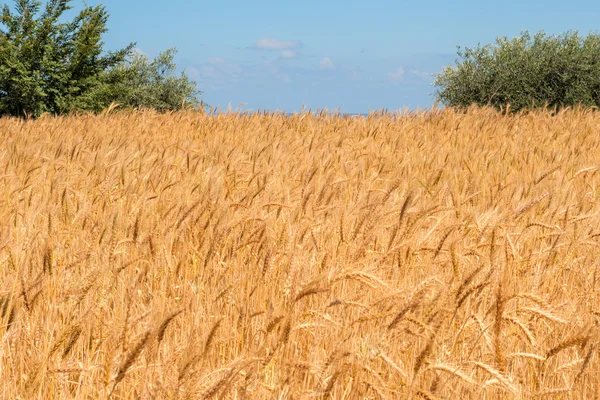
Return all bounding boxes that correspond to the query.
[0,0,201,117]
[87,47,201,112]
[433,30,600,112]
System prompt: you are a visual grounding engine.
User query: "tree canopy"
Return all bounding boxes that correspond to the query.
[433,30,600,113]
[0,0,201,117]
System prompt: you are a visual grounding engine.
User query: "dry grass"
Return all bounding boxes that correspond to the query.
[1,106,600,398]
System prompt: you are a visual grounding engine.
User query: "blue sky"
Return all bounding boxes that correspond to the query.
[92,0,600,113]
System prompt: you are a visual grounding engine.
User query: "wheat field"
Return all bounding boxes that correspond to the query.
[0,107,599,399]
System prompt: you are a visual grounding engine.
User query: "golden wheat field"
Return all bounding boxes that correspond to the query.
[1,106,600,399]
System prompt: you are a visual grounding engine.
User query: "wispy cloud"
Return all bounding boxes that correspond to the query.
[131,47,146,58]
[253,38,302,51]
[388,67,405,81]
[348,71,361,81]
[277,73,291,83]
[280,50,297,59]
[185,66,201,81]
[207,57,225,65]
[319,57,335,70]
[186,59,246,89]
[201,65,218,79]
[409,68,433,79]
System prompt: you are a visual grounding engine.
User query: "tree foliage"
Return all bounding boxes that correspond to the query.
[88,48,201,113]
[0,0,201,117]
[433,30,600,112]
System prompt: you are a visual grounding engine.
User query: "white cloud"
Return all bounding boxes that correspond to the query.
[409,68,432,79]
[188,60,246,87]
[349,71,361,81]
[280,50,296,59]
[201,66,217,79]
[388,67,405,81]
[227,64,243,75]
[207,57,225,64]
[253,38,301,50]
[130,47,146,59]
[185,66,201,81]
[319,57,335,70]
[277,73,291,83]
